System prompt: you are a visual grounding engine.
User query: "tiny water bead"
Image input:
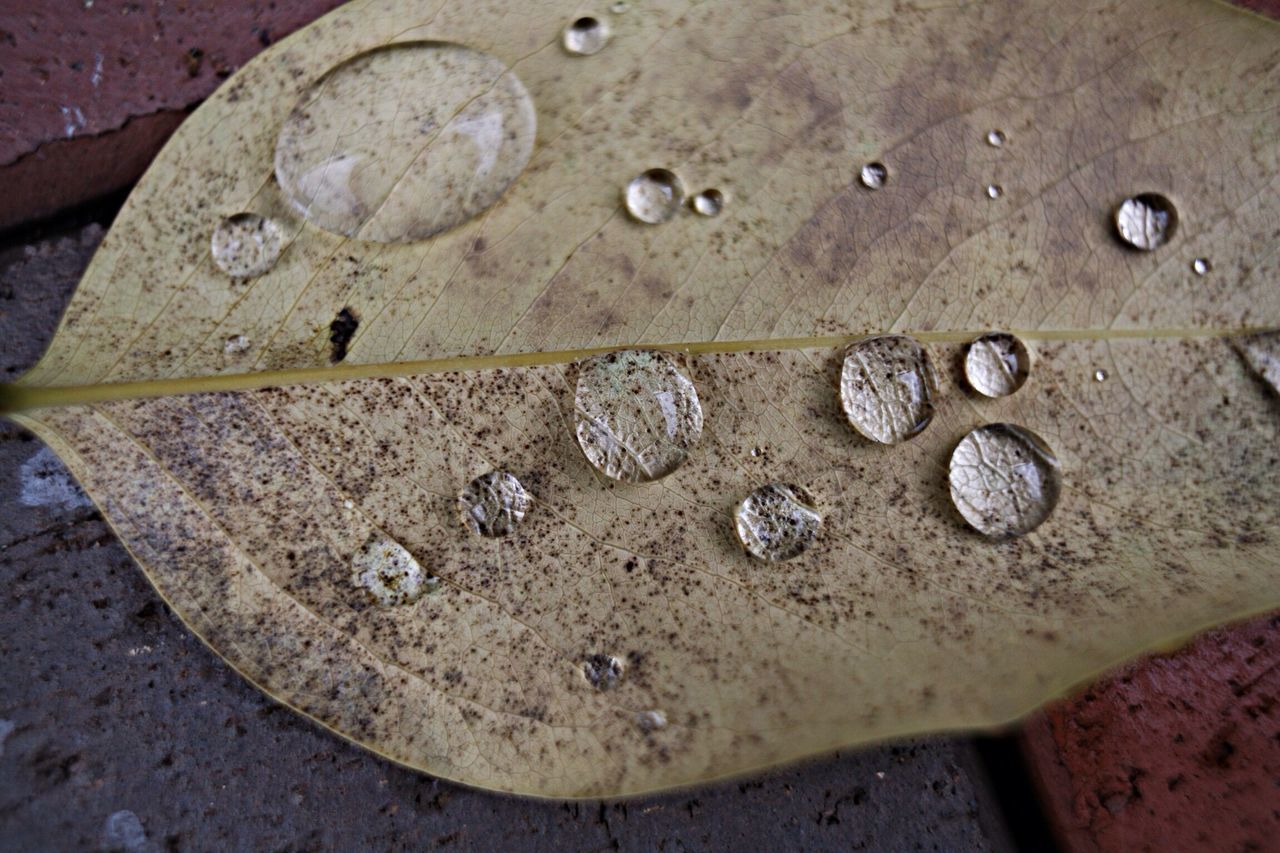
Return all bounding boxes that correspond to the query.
[986,184,1003,199]
[1114,192,1178,251]
[625,169,685,224]
[1094,369,1108,382]
[636,710,668,733]
[223,334,251,355]
[562,17,609,55]
[609,1,629,12]
[1192,257,1211,275]
[949,424,1061,538]
[210,213,283,278]
[859,162,887,190]
[734,483,822,562]
[582,654,624,690]
[691,188,725,217]
[574,349,703,483]
[274,42,536,243]
[964,332,1030,398]
[351,536,440,606]
[986,129,1005,147]
[839,334,939,444]
[458,471,531,537]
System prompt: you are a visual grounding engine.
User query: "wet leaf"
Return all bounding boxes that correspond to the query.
[3,0,1279,797]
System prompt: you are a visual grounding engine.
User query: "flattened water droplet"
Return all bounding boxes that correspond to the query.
[986,129,1005,147]
[735,483,822,562]
[274,43,536,243]
[610,1,630,13]
[636,709,667,733]
[839,335,939,444]
[965,332,1030,398]
[458,470,530,537]
[949,424,1061,538]
[625,169,684,224]
[211,213,282,278]
[582,654,624,690]
[1235,330,1280,397]
[986,183,1003,199]
[223,334,251,355]
[351,535,440,605]
[1192,257,1211,275]
[691,188,724,217]
[859,162,887,190]
[1114,193,1177,251]
[562,17,609,55]
[574,350,702,482]
[1094,369,1108,382]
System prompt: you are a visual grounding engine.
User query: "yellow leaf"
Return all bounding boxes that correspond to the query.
[3,0,1279,797]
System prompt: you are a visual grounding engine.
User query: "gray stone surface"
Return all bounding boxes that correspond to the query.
[0,217,1014,851]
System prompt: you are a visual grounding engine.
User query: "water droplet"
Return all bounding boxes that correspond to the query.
[734,483,822,562]
[1192,257,1211,275]
[750,446,763,458]
[211,213,283,278]
[859,162,887,190]
[1234,330,1280,397]
[1094,369,1108,382]
[582,654,624,690]
[351,535,440,605]
[574,349,703,482]
[949,424,1061,538]
[343,499,355,509]
[691,188,724,217]
[458,470,530,537]
[986,183,1003,199]
[625,169,684,224]
[274,43,536,243]
[986,129,1005,147]
[223,334,251,355]
[1114,193,1177,251]
[610,1,630,13]
[964,332,1030,398]
[562,17,609,55]
[839,334,939,444]
[636,709,667,733]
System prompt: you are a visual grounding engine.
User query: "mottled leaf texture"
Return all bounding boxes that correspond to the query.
[2,0,1278,798]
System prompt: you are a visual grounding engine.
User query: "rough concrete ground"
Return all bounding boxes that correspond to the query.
[0,214,1016,851]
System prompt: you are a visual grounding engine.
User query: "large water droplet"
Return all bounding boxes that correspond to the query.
[582,654,624,690]
[691,188,725,217]
[574,349,703,482]
[839,335,939,444]
[351,535,440,605]
[949,424,1061,538]
[274,43,536,243]
[734,483,822,561]
[562,17,609,55]
[1235,330,1280,397]
[211,213,283,278]
[458,470,530,537]
[1114,193,1177,251]
[859,162,887,190]
[625,169,684,224]
[965,332,1030,398]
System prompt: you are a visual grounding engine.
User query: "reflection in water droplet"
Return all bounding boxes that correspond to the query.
[211,213,283,278]
[965,332,1030,398]
[458,470,530,537]
[859,162,887,190]
[986,129,1005,147]
[562,17,609,55]
[574,349,703,482]
[986,184,1003,199]
[351,535,440,605]
[582,654,624,690]
[636,710,667,733]
[1234,330,1280,397]
[839,335,939,444]
[274,43,536,243]
[734,483,822,562]
[1094,369,1108,382]
[1114,193,1177,251]
[625,169,684,224]
[949,424,1061,538]
[223,334,251,355]
[691,188,724,217]
[1192,257,1211,275]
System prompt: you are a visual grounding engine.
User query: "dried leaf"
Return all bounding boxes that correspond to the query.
[3,0,1279,797]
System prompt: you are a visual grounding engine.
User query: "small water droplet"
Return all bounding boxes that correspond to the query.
[610,1,630,12]
[274,43,536,242]
[949,424,1061,538]
[574,349,703,482]
[965,332,1030,398]
[636,709,667,733]
[691,188,724,217]
[1234,330,1280,397]
[986,183,1003,199]
[734,483,822,562]
[563,17,609,55]
[986,129,1005,147]
[750,446,763,458]
[211,213,282,278]
[859,162,887,190]
[625,169,684,224]
[351,535,440,605]
[343,499,355,509]
[1094,369,1108,382]
[1114,192,1177,251]
[839,335,939,444]
[223,334,251,355]
[1192,257,1211,275]
[582,654,624,690]
[458,470,530,537]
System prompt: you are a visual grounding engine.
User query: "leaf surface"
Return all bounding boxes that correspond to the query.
[3,0,1279,797]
